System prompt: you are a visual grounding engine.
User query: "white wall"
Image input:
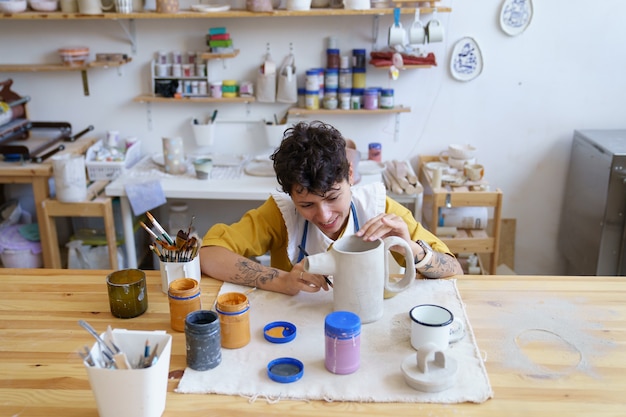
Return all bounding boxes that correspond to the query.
[1,0,625,274]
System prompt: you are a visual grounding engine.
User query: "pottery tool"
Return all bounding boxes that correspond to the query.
[146,211,174,245]
[297,245,333,288]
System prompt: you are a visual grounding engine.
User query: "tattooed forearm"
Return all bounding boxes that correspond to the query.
[418,253,463,278]
[234,259,279,287]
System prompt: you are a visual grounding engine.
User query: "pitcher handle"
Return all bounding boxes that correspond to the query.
[383,236,416,294]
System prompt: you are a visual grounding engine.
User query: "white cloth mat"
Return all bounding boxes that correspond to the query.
[176,279,493,404]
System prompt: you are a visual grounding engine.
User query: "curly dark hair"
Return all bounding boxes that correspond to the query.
[271,121,350,196]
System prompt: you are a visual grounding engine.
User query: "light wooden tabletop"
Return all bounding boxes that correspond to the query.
[0,269,624,417]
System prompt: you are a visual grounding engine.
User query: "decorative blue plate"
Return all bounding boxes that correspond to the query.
[500,0,533,36]
[450,37,483,82]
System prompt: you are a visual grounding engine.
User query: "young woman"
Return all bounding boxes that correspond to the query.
[199,121,463,295]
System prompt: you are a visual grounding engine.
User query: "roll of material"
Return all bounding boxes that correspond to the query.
[438,207,488,230]
[437,226,458,236]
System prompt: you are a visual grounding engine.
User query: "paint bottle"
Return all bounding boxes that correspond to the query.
[380,88,394,109]
[215,292,251,349]
[363,87,379,110]
[185,310,221,371]
[368,142,382,162]
[168,278,201,332]
[324,311,361,374]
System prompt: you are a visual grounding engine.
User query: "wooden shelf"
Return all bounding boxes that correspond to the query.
[0,58,132,96]
[0,58,132,73]
[199,50,240,60]
[288,105,411,116]
[133,95,255,103]
[0,7,451,20]
[418,155,503,275]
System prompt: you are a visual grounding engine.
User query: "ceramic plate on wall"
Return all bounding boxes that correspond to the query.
[450,37,483,82]
[500,0,533,36]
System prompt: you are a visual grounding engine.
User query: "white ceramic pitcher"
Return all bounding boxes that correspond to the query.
[304,235,415,323]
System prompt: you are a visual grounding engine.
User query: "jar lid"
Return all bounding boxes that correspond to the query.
[170,202,188,212]
[263,321,297,343]
[352,67,366,73]
[326,48,340,54]
[325,311,361,337]
[267,357,304,383]
[352,48,366,55]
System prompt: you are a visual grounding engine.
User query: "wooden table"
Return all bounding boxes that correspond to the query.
[0,136,97,268]
[0,269,624,417]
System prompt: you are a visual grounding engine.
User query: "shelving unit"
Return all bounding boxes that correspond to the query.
[418,155,503,275]
[0,7,451,20]
[287,105,410,116]
[0,58,132,96]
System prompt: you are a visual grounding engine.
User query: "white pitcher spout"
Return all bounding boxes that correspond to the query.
[304,252,336,276]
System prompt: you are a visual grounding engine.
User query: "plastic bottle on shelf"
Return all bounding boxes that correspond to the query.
[169,202,192,236]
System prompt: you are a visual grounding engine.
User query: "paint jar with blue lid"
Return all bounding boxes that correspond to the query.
[324,311,361,374]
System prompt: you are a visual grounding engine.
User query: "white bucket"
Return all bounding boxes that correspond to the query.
[159,255,201,293]
[85,329,172,417]
[52,154,87,202]
[263,123,290,148]
[191,119,215,147]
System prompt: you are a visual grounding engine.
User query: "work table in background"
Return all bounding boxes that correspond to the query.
[105,156,386,268]
[0,269,623,416]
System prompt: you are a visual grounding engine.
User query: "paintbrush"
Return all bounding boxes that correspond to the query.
[146,212,174,245]
[140,221,161,242]
[297,245,333,288]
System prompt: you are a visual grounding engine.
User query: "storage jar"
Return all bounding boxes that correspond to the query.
[324,311,361,374]
[168,278,201,332]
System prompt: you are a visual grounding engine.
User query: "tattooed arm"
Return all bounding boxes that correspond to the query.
[199,246,329,296]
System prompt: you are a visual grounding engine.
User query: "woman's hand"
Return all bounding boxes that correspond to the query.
[355,213,412,243]
[283,261,330,295]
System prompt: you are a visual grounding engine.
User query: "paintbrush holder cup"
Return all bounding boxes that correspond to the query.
[191,119,215,147]
[85,329,172,417]
[159,255,201,294]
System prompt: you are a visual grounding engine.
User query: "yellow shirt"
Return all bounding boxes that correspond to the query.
[202,195,452,271]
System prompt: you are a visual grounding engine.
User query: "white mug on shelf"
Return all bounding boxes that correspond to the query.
[77,0,113,14]
[409,20,426,45]
[426,18,445,43]
[388,22,406,47]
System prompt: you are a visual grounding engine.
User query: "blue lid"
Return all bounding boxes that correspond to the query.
[267,357,304,383]
[327,48,340,54]
[351,88,365,95]
[352,49,366,55]
[298,88,306,94]
[263,321,297,343]
[325,311,361,338]
[325,68,339,74]
[381,88,394,94]
[306,69,318,75]
[352,67,366,73]
[364,87,378,95]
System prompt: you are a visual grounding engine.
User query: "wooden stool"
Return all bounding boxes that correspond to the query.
[39,180,118,269]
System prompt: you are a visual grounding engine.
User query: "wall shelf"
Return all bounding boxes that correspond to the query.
[287,105,410,116]
[0,7,451,20]
[0,58,132,96]
[133,95,254,103]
